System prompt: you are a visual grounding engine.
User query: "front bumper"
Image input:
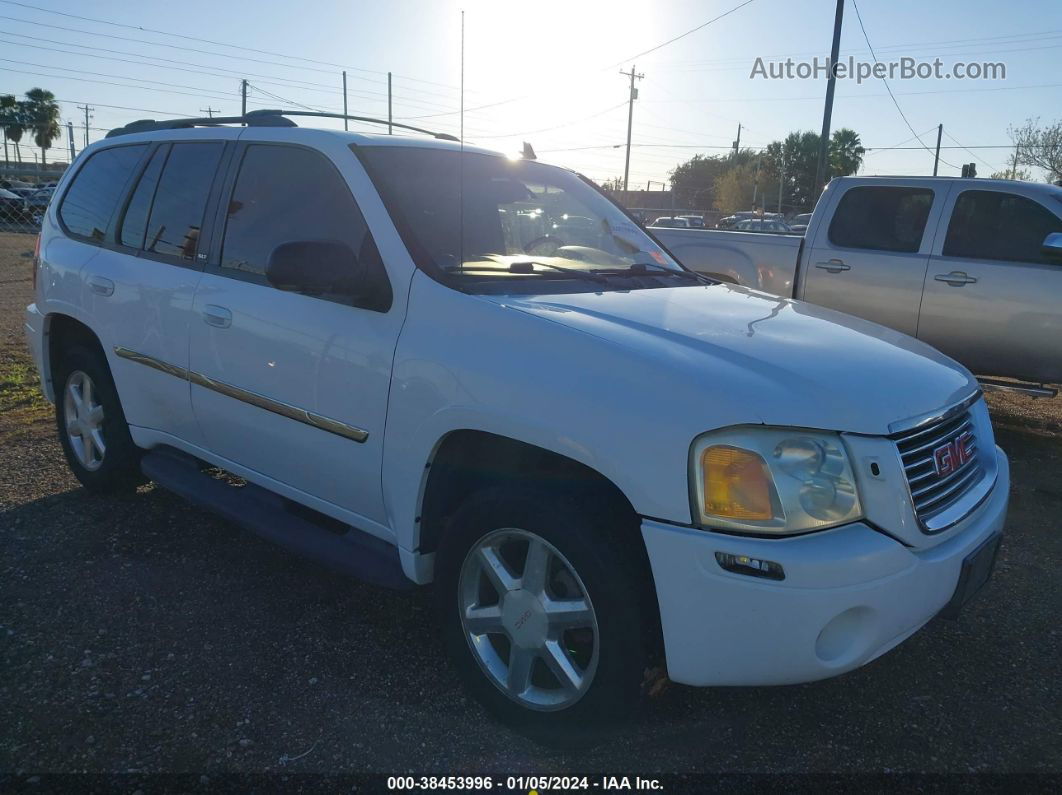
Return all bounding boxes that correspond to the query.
[642,446,1009,687]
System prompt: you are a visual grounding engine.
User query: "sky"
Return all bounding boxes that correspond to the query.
[2,0,1061,186]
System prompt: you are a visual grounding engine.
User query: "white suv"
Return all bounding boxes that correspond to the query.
[24,113,1008,740]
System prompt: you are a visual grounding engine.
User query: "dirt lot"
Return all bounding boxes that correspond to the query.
[1,231,1060,783]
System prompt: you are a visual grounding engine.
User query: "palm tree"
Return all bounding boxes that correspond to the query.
[24,88,61,167]
[0,94,25,165]
[830,128,865,177]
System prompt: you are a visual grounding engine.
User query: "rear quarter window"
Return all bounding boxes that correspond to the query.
[58,145,148,241]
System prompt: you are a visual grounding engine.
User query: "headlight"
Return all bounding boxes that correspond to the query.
[690,427,862,534]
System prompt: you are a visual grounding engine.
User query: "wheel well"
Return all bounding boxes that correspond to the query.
[418,430,639,556]
[47,314,105,393]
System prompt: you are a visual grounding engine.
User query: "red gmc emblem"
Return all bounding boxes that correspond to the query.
[933,430,975,477]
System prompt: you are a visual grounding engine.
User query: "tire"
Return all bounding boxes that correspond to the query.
[435,485,652,744]
[54,345,144,493]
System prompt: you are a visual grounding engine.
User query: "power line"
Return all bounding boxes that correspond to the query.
[0,1,465,92]
[943,129,999,171]
[606,0,757,67]
[850,0,959,170]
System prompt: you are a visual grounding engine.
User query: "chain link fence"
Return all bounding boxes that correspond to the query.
[1,157,71,236]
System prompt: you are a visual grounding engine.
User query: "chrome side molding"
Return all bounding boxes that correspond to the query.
[113,346,369,443]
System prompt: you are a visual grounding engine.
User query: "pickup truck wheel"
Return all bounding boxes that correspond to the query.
[436,487,649,743]
[55,346,143,493]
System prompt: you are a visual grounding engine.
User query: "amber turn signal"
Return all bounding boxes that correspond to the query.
[701,445,775,521]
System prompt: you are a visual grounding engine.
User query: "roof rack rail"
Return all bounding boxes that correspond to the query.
[106,109,460,142]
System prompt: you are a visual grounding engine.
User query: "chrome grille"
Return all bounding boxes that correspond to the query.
[894,408,982,529]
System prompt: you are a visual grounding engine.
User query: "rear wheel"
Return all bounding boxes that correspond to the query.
[54,346,143,493]
[436,486,651,743]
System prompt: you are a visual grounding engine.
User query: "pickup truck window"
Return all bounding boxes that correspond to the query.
[944,190,1062,265]
[828,186,933,253]
[143,142,224,262]
[58,144,147,242]
[355,146,684,293]
[220,144,385,299]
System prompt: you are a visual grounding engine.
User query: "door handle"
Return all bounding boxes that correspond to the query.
[815,258,850,273]
[202,305,232,328]
[87,275,114,296]
[934,271,977,286]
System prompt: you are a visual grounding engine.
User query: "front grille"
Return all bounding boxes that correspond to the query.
[894,408,982,529]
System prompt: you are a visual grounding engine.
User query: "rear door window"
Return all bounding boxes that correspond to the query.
[118,144,167,249]
[828,186,934,253]
[59,144,147,241]
[143,142,224,261]
[943,190,1062,265]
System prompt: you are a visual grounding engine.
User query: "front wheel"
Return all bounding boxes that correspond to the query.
[436,487,652,743]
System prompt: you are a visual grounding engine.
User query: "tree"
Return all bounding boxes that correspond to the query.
[989,167,1032,181]
[24,88,61,166]
[763,131,821,212]
[1010,117,1062,182]
[668,149,757,210]
[598,176,625,193]
[0,94,26,164]
[829,128,865,177]
[714,161,771,215]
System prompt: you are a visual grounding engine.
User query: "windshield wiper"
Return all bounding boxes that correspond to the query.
[443,261,609,285]
[592,261,715,284]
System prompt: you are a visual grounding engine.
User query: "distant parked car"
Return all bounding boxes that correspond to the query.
[24,187,56,224]
[788,212,814,233]
[0,188,31,225]
[734,218,792,233]
[651,216,691,228]
[677,215,706,229]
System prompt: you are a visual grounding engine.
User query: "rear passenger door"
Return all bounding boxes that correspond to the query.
[801,182,944,335]
[62,137,233,445]
[917,187,1062,383]
[187,140,403,530]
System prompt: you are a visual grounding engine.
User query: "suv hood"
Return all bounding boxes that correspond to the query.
[485,283,977,436]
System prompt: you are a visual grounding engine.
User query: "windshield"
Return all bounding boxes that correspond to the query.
[355,146,691,293]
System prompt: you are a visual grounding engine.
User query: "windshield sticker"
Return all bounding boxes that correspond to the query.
[606,219,645,248]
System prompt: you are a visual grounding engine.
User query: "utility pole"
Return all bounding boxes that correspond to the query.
[76,104,93,149]
[620,64,644,194]
[241,80,248,117]
[66,120,76,161]
[387,72,393,134]
[933,123,943,176]
[199,106,218,118]
[732,123,742,158]
[778,165,785,213]
[813,0,844,195]
[342,71,348,130]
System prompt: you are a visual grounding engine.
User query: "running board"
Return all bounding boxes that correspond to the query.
[141,447,413,590]
[978,378,1057,398]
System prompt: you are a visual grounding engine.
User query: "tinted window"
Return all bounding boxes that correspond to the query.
[220,144,389,305]
[828,186,934,253]
[944,190,1062,265]
[144,142,224,261]
[118,145,167,249]
[59,145,147,240]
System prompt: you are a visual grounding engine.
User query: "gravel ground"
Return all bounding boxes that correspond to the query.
[1,231,1060,783]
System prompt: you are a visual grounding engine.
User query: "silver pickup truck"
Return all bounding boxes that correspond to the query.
[654,176,1062,390]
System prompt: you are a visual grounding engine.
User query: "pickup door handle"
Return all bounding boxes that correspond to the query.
[815,258,850,273]
[202,305,232,328]
[934,271,977,286]
[87,275,114,296]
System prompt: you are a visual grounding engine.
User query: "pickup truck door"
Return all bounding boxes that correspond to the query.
[916,185,1062,383]
[187,137,409,530]
[800,180,946,335]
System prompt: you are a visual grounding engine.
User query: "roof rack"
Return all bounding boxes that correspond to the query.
[106,109,460,142]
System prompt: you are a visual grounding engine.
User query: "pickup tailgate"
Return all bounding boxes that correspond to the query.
[652,227,801,296]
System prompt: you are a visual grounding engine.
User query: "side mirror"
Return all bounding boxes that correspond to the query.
[1042,232,1062,260]
[266,240,364,296]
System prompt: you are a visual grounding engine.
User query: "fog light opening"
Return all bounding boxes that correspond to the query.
[714,552,785,581]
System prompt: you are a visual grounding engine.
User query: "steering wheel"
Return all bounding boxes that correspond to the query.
[524,236,564,256]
